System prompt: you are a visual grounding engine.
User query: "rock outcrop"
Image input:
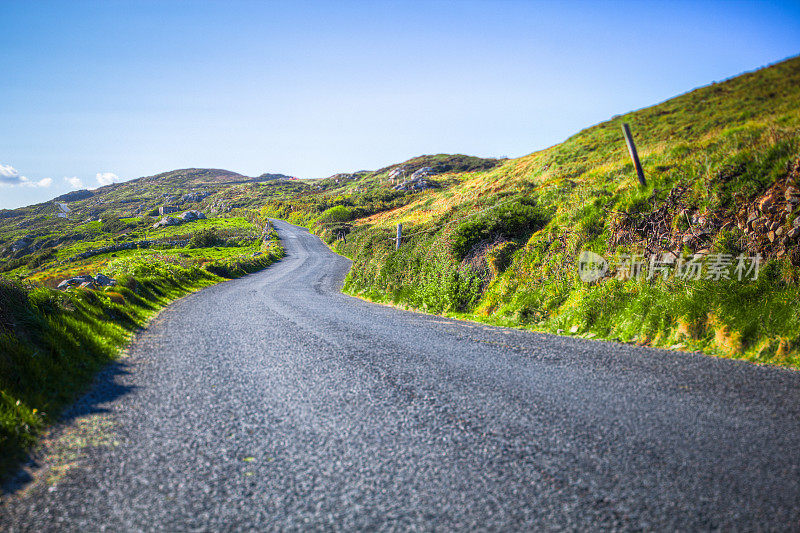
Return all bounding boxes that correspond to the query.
[153,210,207,228]
[57,273,117,290]
[612,158,800,263]
[179,210,207,222]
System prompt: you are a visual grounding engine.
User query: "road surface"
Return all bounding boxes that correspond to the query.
[2,219,800,530]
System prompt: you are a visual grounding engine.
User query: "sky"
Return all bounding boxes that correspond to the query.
[1,0,800,209]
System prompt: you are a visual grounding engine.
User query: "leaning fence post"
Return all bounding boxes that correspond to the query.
[622,123,646,187]
[395,223,402,250]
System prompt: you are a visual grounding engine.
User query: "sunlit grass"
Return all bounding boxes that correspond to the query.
[0,230,284,482]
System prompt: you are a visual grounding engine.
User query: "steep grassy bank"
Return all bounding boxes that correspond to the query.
[322,57,800,367]
[0,233,283,482]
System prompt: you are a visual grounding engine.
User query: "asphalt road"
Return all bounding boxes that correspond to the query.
[3,219,800,531]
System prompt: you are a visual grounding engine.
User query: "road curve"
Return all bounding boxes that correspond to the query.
[2,219,800,530]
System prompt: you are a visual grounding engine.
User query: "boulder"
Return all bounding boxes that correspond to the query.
[79,281,97,290]
[387,166,406,180]
[56,275,95,290]
[410,166,434,179]
[392,177,439,192]
[152,216,181,229]
[179,210,206,222]
[758,194,777,213]
[95,273,116,287]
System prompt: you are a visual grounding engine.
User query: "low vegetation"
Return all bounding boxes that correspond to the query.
[0,218,282,481]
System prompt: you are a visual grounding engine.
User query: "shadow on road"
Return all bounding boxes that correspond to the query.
[1,360,136,498]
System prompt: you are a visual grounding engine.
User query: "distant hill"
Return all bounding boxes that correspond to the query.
[54,189,95,203]
[0,167,312,250]
[373,154,504,178]
[139,168,250,186]
[257,173,298,181]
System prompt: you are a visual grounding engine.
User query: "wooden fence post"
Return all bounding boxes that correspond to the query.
[622,123,647,187]
[395,223,402,250]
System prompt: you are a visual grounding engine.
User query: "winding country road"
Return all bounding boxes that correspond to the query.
[3,219,800,530]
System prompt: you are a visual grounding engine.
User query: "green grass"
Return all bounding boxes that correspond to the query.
[3,216,266,288]
[325,56,800,366]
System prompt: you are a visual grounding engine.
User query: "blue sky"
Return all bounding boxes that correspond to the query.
[1,0,799,209]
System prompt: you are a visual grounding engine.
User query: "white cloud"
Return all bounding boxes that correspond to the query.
[0,164,21,185]
[29,177,53,188]
[64,176,84,189]
[96,172,118,186]
[0,163,52,187]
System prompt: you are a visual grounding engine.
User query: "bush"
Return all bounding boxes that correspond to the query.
[100,215,127,233]
[0,255,28,274]
[451,199,549,260]
[188,227,224,248]
[318,205,352,223]
[0,278,28,331]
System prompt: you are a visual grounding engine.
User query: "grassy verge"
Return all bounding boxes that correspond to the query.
[330,185,800,368]
[0,237,283,482]
[337,233,799,368]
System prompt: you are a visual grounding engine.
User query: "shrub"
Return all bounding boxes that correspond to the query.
[203,253,280,278]
[0,278,28,332]
[0,256,28,274]
[451,199,549,260]
[100,215,127,233]
[188,227,224,248]
[318,205,352,223]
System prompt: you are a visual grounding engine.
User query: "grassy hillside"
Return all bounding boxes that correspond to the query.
[291,57,800,366]
[0,173,288,481]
